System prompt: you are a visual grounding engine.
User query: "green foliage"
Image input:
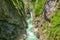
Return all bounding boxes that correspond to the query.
[1,0,60,40]
[48,2,60,39]
[58,1,60,8]
[34,0,47,16]
[12,0,22,10]
[0,0,27,40]
[48,9,60,39]
[41,1,60,40]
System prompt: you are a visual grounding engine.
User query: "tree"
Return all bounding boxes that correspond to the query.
[0,0,60,40]
[0,0,27,40]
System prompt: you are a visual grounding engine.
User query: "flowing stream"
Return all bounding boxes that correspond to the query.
[26,12,38,40]
[25,0,58,40]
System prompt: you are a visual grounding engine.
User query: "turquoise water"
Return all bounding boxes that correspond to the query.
[26,18,38,40]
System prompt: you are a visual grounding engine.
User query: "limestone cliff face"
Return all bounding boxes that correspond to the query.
[32,0,59,40]
[0,0,60,40]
